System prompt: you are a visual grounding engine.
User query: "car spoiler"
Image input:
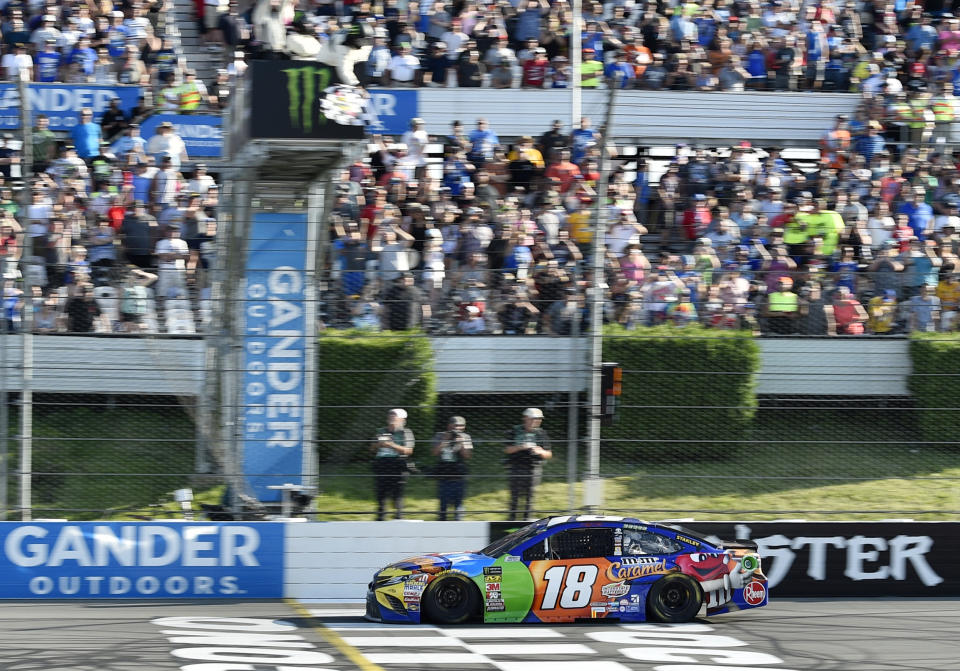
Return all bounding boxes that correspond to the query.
[721,539,758,551]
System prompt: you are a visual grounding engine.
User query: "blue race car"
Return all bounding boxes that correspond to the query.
[366,515,767,624]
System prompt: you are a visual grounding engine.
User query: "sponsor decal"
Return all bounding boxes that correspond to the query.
[623,523,647,531]
[618,556,663,565]
[590,606,606,617]
[675,534,702,547]
[485,601,505,612]
[483,566,503,576]
[606,559,669,582]
[504,555,521,562]
[744,580,767,606]
[248,61,365,140]
[485,583,500,593]
[601,581,630,598]
[0,523,283,598]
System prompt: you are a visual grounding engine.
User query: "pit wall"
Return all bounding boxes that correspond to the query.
[0,521,956,599]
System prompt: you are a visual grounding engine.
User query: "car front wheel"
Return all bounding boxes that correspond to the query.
[423,575,480,625]
[646,574,702,623]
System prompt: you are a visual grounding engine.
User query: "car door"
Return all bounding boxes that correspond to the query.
[522,525,621,622]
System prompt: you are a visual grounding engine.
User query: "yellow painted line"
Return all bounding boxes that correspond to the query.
[285,598,386,671]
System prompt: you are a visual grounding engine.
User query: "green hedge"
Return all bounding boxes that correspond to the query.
[602,325,759,459]
[316,331,436,464]
[908,334,960,447]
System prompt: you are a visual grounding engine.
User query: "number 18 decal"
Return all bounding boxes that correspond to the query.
[540,565,599,609]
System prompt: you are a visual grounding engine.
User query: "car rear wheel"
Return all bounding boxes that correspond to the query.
[423,575,480,625]
[646,574,702,623]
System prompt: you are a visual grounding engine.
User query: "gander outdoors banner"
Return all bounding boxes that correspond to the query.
[141,113,222,158]
[242,213,313,502]
[0,83,141,129]
[0,522,284,598]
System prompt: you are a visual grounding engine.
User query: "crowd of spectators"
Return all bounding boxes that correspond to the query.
[1,117,220,335]
[214,0,960,94]
[323,103,960,337]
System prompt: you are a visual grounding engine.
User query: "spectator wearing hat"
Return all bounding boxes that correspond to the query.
[178,70,207,113]
[431,415,473,520]
[579,47,603,88]
[33,38,61,82]
[146,121,188,171]
[506,136,544,191]
[504,407,551,520]
[111,124,147,161]
[385,44,420,87]
[371,408,415,521]
[867,289,899,334]
[521,47,549,88]
[830,286,867,335]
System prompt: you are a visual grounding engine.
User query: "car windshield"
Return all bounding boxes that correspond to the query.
[480,522,544,557]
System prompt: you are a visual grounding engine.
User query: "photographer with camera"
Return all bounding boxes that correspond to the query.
[504,407,552,520]
[431,415,473,521]
[371,408,415,520]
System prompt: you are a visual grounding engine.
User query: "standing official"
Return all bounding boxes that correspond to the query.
[371,408,415,520]
[432,415,473,521]
[504,408,552,520]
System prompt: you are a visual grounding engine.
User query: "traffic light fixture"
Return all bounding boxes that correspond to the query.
[601,362,622,425]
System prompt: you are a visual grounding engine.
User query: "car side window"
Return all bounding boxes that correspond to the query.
[549,527,615,560]
[522,538,549,562]
[623,529,682,555]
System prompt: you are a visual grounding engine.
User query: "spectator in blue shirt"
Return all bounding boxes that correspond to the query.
[467,118,499,167]
[604,51,635,88]
[106,11,130,59]
[34,39,60,82]
[904,14,938,53]
[515,0,548,43]
[71,108,102,160]
[856,122,886,164]
[897,188,934,240]
[68,35,97,76]
[570,116,598,165]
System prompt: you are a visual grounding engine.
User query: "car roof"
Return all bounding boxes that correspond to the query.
[538,515,715,545]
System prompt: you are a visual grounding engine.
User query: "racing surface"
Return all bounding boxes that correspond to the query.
[0,598,956,670]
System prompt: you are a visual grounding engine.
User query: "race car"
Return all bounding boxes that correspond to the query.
[366,515,767,624]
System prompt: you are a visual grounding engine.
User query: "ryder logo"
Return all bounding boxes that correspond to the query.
[282,65,332,133]
[743,580,766,605]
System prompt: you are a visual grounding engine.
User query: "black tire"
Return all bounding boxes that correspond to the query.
[646,574,702,623]
[422,575,481,625]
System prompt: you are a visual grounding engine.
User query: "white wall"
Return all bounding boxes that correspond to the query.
[755,338,910,396]
[0,335,205,396]
[284,521,490,601]
[415,90,859,145]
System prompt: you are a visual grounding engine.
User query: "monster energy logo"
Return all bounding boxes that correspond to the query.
[283,65,332,133]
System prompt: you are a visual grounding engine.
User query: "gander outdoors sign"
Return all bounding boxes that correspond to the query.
[141,113,222,158]
[0,522,284,598]
[0,83,141,129]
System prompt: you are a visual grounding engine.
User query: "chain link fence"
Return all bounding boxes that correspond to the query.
[2,271,958,522]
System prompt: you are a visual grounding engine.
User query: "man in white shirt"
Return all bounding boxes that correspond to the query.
[934,201,960,235]
[386,44,419,85]
[155,222,189,299]
[186,163,216,195]
[145,121,189,170]
[2,43,32,80]
[400,117,428,177]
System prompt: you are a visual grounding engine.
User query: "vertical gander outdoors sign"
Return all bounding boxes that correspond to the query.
[243,213,313,501]
[0,522,284,598]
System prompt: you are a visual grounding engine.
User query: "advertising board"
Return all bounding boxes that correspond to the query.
[0,522,284,598]
[0,83,141,129]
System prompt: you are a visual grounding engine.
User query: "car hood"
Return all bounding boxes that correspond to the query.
[378,552,493,577]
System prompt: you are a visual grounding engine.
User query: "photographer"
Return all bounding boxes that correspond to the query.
[371,408,415,521]
[504,407,552,520]
[431,415,473,521]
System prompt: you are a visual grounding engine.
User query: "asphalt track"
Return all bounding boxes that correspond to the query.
[0,598,956,671]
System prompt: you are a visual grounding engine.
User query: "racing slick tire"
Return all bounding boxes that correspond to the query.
[646,574,702,623]
[422,574,481,625]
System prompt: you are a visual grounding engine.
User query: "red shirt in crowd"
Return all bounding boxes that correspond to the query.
[522,57,549,87]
